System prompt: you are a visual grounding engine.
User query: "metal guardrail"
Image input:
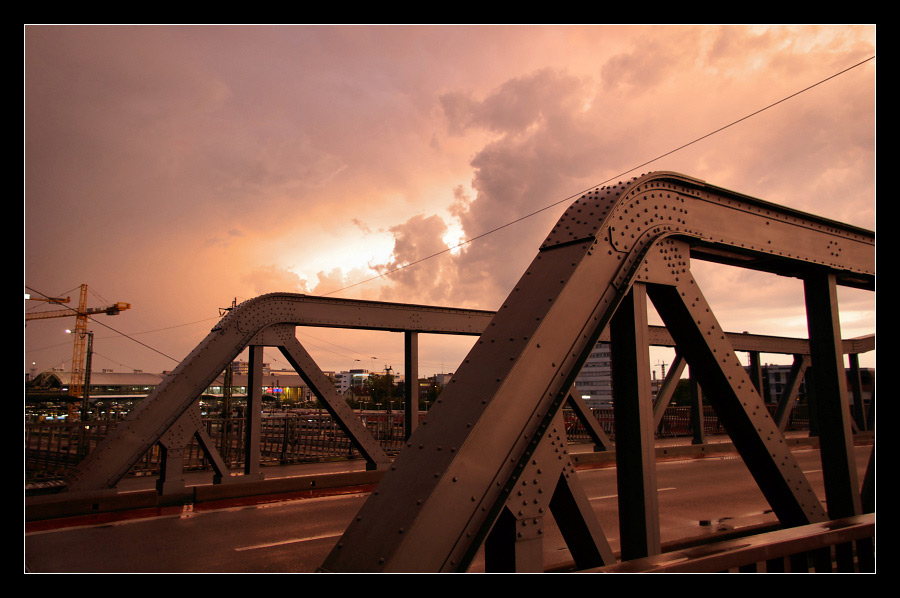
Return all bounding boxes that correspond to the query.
[25,405,809,485]
[590,514,875,573]
[25,411,403,485]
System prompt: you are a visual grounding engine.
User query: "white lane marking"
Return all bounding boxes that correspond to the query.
[235,532,343,551]
[26,492,369,536]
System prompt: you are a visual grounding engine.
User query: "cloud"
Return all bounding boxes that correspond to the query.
[374,68,614,307]
[374,214,459,305]
[372,41,875,344]
[25,26,875,376]
[242,265,309,295]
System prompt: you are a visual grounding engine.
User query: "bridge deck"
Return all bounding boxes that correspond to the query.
[25,435,873,573]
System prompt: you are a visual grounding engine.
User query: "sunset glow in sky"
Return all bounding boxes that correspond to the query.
[25,25,876,379]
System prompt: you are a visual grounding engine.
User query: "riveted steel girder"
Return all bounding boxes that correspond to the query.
[611,283,661,559]
[566,387,613,451]
[652,352,687,427]
[322,172,873,572]
[484,409,614,571]
[65,282,861,494]
[642,245,826,526]
[254,324,392,469]
[67,296,497,491]
[773,354,811,432]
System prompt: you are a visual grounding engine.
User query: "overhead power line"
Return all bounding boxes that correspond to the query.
[24,56,874,367]
[25,285,182,364]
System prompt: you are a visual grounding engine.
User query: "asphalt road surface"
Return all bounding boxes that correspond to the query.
[24,445,871,573]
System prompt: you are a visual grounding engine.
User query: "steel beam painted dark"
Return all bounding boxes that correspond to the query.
[404,331,419,440]
[861,447,874,514]
[652,352,686,428]
[483,506,544,572]
[155,405,234,493]
[243,345,264,478]
[199,423,232,485]
[67,296,494,491]
[68,290,870,493]
[322,171,871,571]
[749,351,764,396]
[266,325,391,470]
[566,387,613,451]
[867,385,875,430]
[611,284,660,559]
[156,415,192,495]
[689,374,706,445]
[59,171,873,572]
[482,409,616,572]
[847,354,866,431]
[646,262,826,527]
[773,354,810,432]
[803,273,861,520]
[484,410,613,571]
[548,470,616,568]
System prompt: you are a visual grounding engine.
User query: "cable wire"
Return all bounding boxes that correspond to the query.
[322,55,875,298]
[25,55,874,366]
[25,285,182,364]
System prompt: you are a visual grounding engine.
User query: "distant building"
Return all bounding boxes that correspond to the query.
[28,370,165,398]
[574,342,612,408]
[433,373,453,386]
[231,360,271,376]
[205,372,309,404]
[749,363,874,407]
[334,369,371,394]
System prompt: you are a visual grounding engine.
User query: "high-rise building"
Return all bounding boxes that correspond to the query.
[574,342,612,408]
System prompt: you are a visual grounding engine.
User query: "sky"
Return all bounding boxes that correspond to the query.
[24,25,876,382]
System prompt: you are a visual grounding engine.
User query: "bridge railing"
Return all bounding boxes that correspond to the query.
[589,514,874,573]
[563,404,808,442]
[24,404,809,486]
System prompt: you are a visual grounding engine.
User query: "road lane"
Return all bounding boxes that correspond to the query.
[25,445,871,573]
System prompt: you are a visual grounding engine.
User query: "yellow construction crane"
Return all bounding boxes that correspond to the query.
[26,284,130,398]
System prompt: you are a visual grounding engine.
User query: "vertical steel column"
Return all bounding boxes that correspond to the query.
[404,331,419,440]
[689,374,705,445]
[803,272,864,571]
[847,354,866,431]
[802,273,861,519]
[866,385,875,430]
[243,345,263,478]
[156,444,186,495]
[484,507,544,572]
[610,283,660,559]
[749,351,764,397]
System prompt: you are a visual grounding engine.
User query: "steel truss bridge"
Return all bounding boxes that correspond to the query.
[45,172,875,572]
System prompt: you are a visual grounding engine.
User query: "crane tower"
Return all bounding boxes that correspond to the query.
[26,284,130,398]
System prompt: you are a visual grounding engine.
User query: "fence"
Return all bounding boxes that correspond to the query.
[25,405,810,486]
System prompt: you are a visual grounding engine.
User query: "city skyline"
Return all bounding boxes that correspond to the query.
[25,25,876,380]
